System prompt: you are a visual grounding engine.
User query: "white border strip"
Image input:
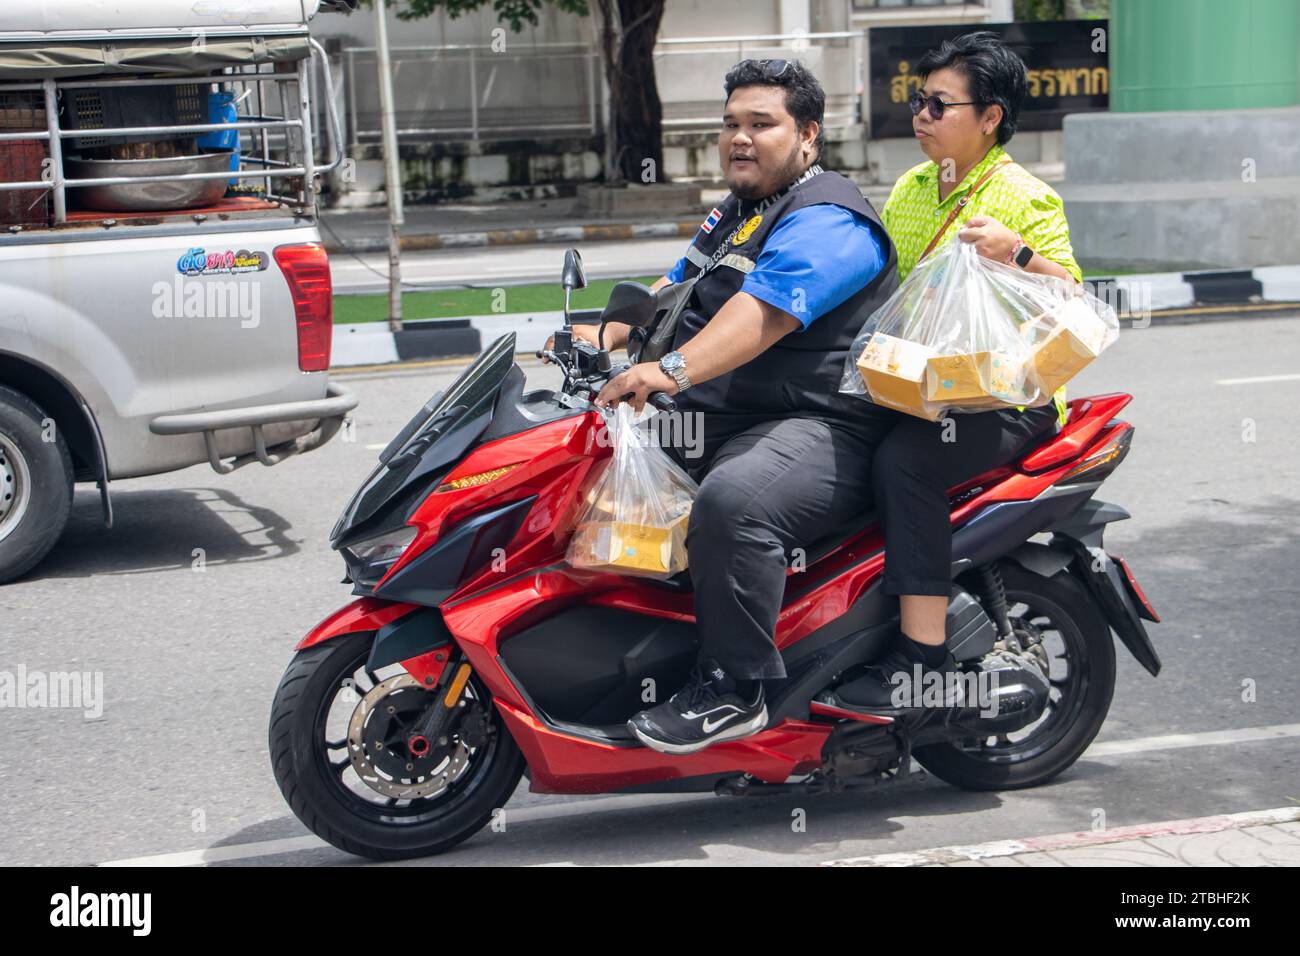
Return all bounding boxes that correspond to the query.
[1114,272,1194,312]
[822,806,1300,867]
[1255,265,1300,302]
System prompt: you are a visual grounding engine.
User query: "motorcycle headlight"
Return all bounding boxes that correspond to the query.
[343,525,418,586]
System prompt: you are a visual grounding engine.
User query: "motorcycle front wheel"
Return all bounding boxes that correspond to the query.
[269,631,526,860]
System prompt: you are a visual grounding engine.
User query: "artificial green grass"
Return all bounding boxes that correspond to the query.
[333,275,664,324]
[333,268,1146,324]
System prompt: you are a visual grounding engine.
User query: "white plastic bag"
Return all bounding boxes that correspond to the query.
[567,403,698,580]
[840,237,1118,420]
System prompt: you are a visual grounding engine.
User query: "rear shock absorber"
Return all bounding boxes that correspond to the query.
[978,563,1015,642]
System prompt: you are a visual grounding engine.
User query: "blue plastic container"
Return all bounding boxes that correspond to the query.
[196,91,240,188]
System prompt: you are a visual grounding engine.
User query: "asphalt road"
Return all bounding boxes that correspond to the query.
[2,311,1298,866]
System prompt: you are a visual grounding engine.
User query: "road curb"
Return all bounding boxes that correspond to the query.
[332,309,603,367]
[1087,264,1300,313]
[323,218,701,254]
[329,265,1300,369]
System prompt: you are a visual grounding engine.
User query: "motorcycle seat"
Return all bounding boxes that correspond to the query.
[646,416,1066,594]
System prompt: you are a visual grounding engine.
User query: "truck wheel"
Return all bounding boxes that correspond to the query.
[0,386,74,584]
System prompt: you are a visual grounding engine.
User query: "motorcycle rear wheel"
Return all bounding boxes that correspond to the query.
[913,563,1116,791]
[269,632,526,860]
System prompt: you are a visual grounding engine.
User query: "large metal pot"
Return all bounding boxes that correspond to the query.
[65,149,235,212]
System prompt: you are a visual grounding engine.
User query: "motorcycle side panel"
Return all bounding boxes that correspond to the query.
[493,697,831,794]
[499,605,698,725]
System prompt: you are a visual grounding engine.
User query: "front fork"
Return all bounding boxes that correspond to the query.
[404,650,474,758]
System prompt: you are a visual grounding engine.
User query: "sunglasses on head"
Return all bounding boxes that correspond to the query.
[908,90,981,120]
[736,58,793,80]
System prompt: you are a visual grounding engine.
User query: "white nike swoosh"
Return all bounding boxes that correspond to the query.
[681,703,738,720]
[701,713,740,733]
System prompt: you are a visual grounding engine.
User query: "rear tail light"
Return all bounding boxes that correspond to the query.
[1060,426,1133,483]
[274,243,333,372]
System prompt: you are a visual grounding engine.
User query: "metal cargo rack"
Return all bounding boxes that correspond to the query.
[0,38,343,226]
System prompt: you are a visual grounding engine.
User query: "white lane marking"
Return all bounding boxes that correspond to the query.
[1215,373,1300,385]
[95,722,1300,867]
[1085,722,1300,756]
[364,443,387,450]
[823,806,1300,867]
[99,835,328,867]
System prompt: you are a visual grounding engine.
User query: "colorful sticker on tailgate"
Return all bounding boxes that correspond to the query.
[178,247,270,277]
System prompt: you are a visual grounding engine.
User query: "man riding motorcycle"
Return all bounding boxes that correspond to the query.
[576,59,903,754]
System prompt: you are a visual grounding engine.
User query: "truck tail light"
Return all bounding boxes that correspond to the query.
[274,243,333,372]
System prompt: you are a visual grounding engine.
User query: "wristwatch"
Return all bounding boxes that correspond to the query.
[1008,238,1034,269]
[658,350,691,393]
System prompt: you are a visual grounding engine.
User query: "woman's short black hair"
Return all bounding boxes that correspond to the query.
[723,58,826,160]
[916,31,1028,145]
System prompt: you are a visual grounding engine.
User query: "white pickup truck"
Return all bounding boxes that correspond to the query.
[0,0,360,581]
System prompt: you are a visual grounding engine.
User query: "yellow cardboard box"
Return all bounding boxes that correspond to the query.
[856,332,943,421]
[924,352,986,401]
[1021,298,1108,394]
[924,350,1031,405]
[570,511,690,576]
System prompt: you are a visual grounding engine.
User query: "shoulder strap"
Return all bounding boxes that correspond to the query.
[919,159,1012,263]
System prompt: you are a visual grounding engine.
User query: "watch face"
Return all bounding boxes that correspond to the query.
[1016,245,1034,267]
[660,351,684,370]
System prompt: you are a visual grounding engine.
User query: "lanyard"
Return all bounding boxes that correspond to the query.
[918,159,1012,263]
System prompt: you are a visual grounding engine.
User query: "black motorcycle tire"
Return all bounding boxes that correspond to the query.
[913,563,1116,791]
[269,632,526,860]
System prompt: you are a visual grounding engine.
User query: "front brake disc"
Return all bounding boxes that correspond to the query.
[346,674,471,800]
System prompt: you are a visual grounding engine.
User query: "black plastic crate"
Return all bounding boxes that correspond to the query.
[62,84,205,150]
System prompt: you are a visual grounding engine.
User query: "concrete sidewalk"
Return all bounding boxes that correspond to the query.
[319,184,895,254]
[822,806,1300,867]
[317,160,1067,254]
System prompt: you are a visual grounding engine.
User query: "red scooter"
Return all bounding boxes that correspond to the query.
[269,250,1161,860]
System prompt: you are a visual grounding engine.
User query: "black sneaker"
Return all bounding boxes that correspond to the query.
[627,660,767,754]
[816,636,960,715]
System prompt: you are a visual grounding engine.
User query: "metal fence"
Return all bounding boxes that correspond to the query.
[336,31,864,149]
[342,42,600,146]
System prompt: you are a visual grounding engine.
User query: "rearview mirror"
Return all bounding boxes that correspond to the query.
[600,281,655,328]
[561,249,587,292]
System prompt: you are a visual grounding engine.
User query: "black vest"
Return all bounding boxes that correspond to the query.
[671,169,899,424]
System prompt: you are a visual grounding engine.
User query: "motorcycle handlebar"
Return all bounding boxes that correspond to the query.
[649,391,677,413]
[536,343,675,413]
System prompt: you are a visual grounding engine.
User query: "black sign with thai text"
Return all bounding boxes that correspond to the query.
[869,19,1109,140]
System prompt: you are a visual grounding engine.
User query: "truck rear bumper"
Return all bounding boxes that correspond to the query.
[150,380,356,435]
[149,380,357,474]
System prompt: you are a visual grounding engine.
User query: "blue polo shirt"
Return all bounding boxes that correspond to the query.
[665,203,888,332]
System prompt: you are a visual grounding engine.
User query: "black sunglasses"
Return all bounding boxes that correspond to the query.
[735,58,793,80]
[908,90,981,120]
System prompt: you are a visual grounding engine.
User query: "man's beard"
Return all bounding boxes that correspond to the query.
[728,142,809,201]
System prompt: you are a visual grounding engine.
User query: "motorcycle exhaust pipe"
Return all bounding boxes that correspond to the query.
[943,654,1052,736]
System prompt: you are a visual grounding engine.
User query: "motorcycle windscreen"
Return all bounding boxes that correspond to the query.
[331,333,518,543]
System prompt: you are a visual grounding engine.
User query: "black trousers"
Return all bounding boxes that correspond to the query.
[872,405,1061,596]
[663,404,1058,680]
[665,409,895,680]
